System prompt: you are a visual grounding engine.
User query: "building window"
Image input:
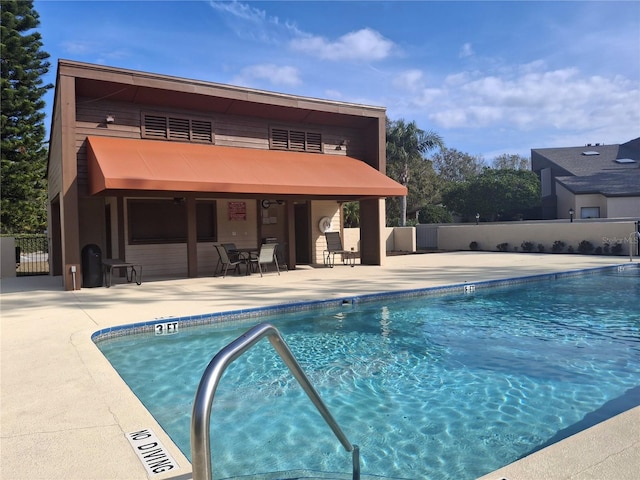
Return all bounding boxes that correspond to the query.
[196,201,217,241]
[580,207,600,219]
[128,199,217,244]
[142,113,213,143]
[270,127,322,153]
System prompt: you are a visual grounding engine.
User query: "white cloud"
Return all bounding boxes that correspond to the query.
[208,0,302,43]
[290,28,394,61]
[209,0,267,23]
[61,40,93,55]
[324,89,343,99]
[444,72,470,87]
[233,64,302,87]
[60,41,130,64]
[459,42,474,58]
[392,69,424,92]
[420,64,639,135]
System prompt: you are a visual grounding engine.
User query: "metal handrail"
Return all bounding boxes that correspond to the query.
[191,322,360,480]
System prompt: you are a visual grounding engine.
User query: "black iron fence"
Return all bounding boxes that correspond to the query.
[15,234,49,276]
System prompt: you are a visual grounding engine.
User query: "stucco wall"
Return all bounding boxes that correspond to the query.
[608,197,640,218]
[0,237,16,278]
[393,227,416,252]
[343,226,410,253]
[313,201,341,264]
[438,220,639,255]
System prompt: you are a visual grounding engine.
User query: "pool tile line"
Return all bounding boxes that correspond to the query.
[91,264,635,344]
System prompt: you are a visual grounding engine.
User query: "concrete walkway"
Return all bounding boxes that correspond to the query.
[1,252,638,480]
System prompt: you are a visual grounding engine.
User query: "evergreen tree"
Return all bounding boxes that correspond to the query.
[1,0,52,233]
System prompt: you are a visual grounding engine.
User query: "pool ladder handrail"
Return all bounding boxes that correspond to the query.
[190,322,360,480]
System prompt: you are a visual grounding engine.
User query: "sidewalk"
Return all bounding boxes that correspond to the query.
[1,252,638,480]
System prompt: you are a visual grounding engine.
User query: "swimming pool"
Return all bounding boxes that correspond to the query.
[96,266,640,479]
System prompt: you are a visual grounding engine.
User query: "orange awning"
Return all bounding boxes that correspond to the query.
[86,136,407,198]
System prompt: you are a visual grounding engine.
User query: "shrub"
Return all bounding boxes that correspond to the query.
[577,240,594,254]
[537,243,545,253]
[603,243,610,254]
[521,241,535,252]
[469,241,479,251]
[497,242,509,252]
[611,242,623,255]
[567,245,574,253]
[552,240,565,253]
[595,246,603,254]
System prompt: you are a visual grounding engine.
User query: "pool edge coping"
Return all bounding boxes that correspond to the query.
[91,263,638,343]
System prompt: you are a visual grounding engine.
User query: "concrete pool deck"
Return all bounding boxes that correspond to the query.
[1,251,639,480]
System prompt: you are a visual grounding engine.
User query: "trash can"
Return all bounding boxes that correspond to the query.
[81,244,103,287]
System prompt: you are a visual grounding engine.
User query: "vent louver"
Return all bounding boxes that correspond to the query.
[143,113,213,143]
[270,127,322,153]
[271,128,289,149]
[289,130,306,151]
[143,115,168,139]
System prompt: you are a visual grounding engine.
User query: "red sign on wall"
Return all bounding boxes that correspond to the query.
[228,201,246,221]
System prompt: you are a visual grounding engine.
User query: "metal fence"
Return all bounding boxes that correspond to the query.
[15,234,49,276]
[416,224,439,250]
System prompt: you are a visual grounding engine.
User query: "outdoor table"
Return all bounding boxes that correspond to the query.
[102,259,142,287]
[228,247,259,274]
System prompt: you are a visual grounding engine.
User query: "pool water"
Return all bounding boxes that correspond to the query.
[97,269,640,479]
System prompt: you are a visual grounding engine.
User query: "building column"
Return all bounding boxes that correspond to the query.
[186,197,198,277]
[359,198,385,265]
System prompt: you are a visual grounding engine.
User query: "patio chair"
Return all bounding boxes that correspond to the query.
[275,242,288,271]
[248,243,280,277]
[221,242,244,262]
[324,231,356,268]
[213,243,245,277]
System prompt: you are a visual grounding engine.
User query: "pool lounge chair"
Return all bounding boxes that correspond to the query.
[324,231,356,268]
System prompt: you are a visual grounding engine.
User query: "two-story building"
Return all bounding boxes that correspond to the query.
[47,60,406,290]
[531,137,640,220]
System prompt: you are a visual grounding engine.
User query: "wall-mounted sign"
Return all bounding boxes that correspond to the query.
[228,201,246,221]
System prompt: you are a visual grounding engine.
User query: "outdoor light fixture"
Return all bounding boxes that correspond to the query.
[569,208,575,223]
[475,212,480,225]
[105,114,115,124]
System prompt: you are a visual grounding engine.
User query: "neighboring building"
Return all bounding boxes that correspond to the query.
[531,137,640,220]
[47,60,406,290]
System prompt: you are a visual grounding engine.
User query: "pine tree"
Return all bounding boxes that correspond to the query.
[1,0,52,233]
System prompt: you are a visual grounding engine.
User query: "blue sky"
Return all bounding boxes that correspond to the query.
[36,0,639,159]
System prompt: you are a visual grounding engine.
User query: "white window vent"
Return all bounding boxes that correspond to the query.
[582,151,600,156]
[615,158,637,164]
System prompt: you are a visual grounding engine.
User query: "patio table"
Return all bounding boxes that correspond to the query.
[228,247,259,274]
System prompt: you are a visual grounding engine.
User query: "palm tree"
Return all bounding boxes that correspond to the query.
[386,119,444,226]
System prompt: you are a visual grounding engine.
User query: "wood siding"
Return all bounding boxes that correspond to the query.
[55,60,388,283]
[74,98,368,196]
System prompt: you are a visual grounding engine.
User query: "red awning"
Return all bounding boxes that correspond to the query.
[86,136,406,198]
